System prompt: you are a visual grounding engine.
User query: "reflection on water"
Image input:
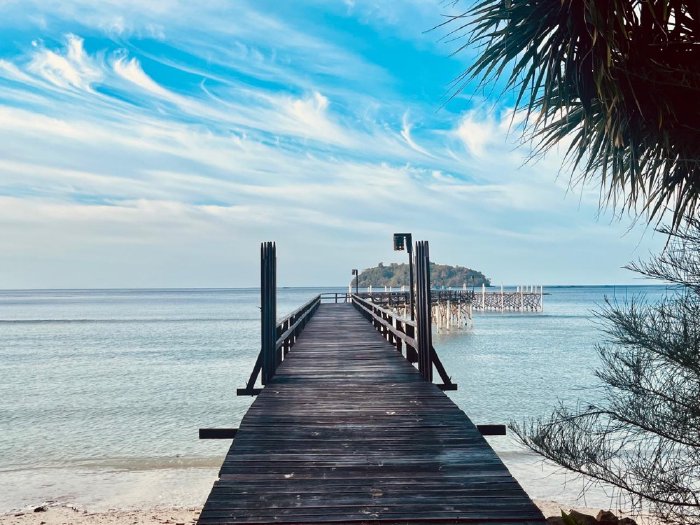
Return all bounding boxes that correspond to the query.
[0,286,671,511]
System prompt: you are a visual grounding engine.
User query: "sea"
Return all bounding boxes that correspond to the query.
[0,285,672,513]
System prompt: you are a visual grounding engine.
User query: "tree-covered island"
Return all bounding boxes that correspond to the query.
[358,262,490,288]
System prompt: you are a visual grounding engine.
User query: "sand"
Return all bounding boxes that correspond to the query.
[1,505,200,525]
[1,500,657,525]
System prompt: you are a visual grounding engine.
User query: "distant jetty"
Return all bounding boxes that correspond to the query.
[359,262,490,288]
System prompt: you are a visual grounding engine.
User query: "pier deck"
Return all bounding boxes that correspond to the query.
[198,303,544,524]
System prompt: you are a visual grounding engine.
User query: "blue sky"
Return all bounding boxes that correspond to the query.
[0,1,662,288]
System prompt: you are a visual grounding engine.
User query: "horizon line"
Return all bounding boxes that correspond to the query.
[0,282,673,292]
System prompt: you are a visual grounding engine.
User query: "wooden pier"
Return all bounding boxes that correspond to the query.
[356,288,544,316]
[474,286,543,313]
[198,241,545,524]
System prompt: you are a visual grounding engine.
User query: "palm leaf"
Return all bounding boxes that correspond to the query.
[447,0,700,228]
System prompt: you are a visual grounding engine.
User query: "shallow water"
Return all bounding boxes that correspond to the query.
[0,285,671,511]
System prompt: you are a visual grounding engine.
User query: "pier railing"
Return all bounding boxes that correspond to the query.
[320,292,350,303]
[237,293,320,396]
[352,294,456,391]
[276,295,321,356]
[351,240,457,392]
[237,240,463,396]
[352,294,418,361]
[237,241,321,396]
[358,289,476,306]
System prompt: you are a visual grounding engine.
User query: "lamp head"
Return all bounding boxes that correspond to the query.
[393,232,411,251]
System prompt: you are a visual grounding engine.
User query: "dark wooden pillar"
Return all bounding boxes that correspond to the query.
[415,240,433,382]
[261,241,277,385]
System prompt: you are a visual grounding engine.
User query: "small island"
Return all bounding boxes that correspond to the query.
[358,262,490,288]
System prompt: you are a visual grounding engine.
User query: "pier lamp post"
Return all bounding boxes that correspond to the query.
[393,233,415,320]
[352,269,359,295]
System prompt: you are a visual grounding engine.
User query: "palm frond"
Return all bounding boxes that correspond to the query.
[451,0,700,228]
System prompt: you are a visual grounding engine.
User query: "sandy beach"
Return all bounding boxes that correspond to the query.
[0,453,659,525]
[1,505,200,525]
[1,500,656,525]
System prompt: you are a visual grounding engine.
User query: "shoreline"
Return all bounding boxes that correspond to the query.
[1,500,657,525]
[0,286,668,525]
[0,453,649,521]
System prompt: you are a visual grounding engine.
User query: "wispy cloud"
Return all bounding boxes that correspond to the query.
[113,56,172,99]
[0,1,662,287]
[27,34,102,90]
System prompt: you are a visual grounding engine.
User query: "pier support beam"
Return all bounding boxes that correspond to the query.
[199,428,238,439]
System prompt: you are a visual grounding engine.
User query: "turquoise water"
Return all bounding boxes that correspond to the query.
[0,286,671,511]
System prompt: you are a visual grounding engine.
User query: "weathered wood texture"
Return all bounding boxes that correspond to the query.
[199,304,545,524]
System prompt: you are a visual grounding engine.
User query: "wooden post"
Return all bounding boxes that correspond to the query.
[395,318,403,353]
[385,312,393,343]
[415,241,433,382]
[282,318,290,356]
[520,286,524,311]
[276,321,283,363]
[261,242,277,385]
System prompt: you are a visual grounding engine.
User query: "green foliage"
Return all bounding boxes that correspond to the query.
[446,3,700,522]
[358,262,490,288]
[450,0,700,229]
[512,217,700,525]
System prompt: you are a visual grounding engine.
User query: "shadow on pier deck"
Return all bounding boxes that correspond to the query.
[198,302,545,524]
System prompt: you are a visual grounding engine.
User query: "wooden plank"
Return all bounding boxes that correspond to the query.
[199,428,238,439]
[477,425,507,436]
[235,388,262,396]
[199,303,544,525]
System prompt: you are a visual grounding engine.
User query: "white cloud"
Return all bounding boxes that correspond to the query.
[454,110,499,157]
[323,0,445,44]
[277,91,356,147]
[27,34,102,91]
[400,112,434,157]
[0,4,665,287]
[0,60,35,84]
[113,56,172,99]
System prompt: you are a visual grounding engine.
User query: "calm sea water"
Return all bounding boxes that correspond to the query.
[0,286,671,512]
